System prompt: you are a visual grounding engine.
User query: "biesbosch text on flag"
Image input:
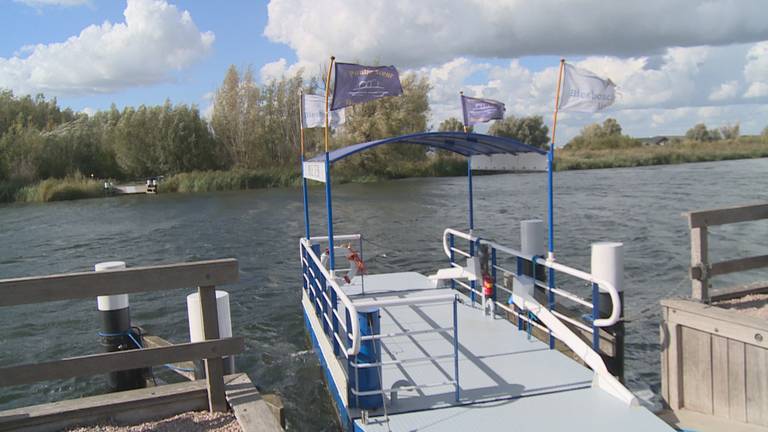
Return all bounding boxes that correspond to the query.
[331,63,403,111]
[302,94,345,129]
[558,63,616,112]
[461,95,505,126]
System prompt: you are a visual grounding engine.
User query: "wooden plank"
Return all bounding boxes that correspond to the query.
[745,344,768,426]
[659,407,768,432]
[711,335,729,418]
[681,326,713,414]
[225,373,284,432]
[710,255,768,277]
[0,338,243,387]
[711,281,768,302]
[0,259,239,307]
[142,335,197,380]
[662,299,768,338]
[660,306,670,404]
[668,322,683,410]
[691,227,709,301]
[199,285,227,413]
[0,379,208,432]
[685,203,768,228]
[729,339,747,423]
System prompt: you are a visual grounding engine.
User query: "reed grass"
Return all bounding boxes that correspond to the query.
[11,176,104,203]
[556,138,768,171]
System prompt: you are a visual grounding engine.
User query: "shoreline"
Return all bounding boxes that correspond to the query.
[2,147,767,204]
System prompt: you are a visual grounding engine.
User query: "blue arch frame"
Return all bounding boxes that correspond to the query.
[302,132,548,271]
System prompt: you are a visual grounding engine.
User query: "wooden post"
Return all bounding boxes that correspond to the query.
[691,227,709,302]
[199,285,227,412]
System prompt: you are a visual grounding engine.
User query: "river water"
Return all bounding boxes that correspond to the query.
[1,158,767,430]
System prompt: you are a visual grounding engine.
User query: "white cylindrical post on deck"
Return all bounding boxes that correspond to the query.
[590,241,625,381]
[521,219,547,303]
[187,290,235,375]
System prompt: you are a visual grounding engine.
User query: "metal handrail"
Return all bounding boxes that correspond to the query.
[442,228,622,327]
[301,238,361,356]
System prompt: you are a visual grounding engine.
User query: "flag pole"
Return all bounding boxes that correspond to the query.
[324,56,336,271]
[459,91,474,233]
[299,90,310,240]
[547,58,565,261]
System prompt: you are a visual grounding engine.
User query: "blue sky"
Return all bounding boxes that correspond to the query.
[0,0,297,111]
[1,0,766,141]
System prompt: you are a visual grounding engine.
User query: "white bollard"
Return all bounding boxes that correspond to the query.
[590,242,624,294]
[187,290,235,374]
[96,261,129,311]
[520,219,545,258]
[590,241,625,381]
[521,220,546,304]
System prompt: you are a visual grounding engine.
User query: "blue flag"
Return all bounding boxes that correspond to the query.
[331,63,403,111]
[461,95,505,126]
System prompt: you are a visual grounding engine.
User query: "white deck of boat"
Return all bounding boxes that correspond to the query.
[341,272,672,431]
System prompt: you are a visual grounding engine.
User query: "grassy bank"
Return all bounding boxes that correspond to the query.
[2,176,104,203]
[556,138,768,171]
[160,156,467,194]
[3,141,766,203]
[0,156,467,203]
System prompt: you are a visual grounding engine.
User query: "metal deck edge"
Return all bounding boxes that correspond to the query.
[302,292,355,431]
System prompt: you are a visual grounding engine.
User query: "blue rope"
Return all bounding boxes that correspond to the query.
[97,330,143,349]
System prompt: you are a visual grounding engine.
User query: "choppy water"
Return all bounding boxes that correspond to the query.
[1,158,767,430]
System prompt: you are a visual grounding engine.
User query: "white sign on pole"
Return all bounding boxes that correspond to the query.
[303,161,326,183]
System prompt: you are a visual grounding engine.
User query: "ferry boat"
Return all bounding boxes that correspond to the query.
[298,131,673,431]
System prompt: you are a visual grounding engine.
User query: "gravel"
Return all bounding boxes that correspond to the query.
[715,293,768,321]
[65,410,241,432]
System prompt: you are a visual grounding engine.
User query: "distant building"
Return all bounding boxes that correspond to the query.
[638,136,670,146]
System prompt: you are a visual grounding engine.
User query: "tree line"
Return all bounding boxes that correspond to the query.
[0,66,554,187]
[6,64,761,188]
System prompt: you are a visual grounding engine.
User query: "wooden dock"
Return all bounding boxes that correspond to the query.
[0,259,282,432]
[660,203,768,431]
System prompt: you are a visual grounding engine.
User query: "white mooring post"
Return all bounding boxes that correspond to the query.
[521,220,546,303]
[187,290,235,376]
[95,261,145,391]
[590,242,625,382]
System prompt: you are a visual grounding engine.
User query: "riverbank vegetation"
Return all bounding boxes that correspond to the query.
[1,67,767,203]
[557,119,768,170]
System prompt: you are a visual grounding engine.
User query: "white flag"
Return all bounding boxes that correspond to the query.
[301,94,345,129]
[558,63,616,112]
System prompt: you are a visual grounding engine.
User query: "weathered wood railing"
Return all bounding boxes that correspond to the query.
[0,259,243,413]
[684,203,768,302]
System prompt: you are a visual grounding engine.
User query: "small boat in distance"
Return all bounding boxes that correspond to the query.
[298,131,673,431]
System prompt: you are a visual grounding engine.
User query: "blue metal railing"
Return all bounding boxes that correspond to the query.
[444,229,610,353]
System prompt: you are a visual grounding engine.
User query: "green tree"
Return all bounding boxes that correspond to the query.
[719,123,740,140]
[488,115,550,149]
[338,74,431,170]
[438,117,471,133]
[685,123,725,142]
[566,118,639,150]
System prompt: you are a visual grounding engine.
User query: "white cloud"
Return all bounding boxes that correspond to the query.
[265,0,768,68]
[709,80,740,101]
[0,0,214,96]
[411,42,768,143]
[744,42,768,98]
[14,0,89,7]
[260,58,288,82]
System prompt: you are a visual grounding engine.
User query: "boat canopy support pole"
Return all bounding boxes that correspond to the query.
[467,158,474,232]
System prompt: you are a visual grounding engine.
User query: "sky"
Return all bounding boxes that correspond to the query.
[1,0,767,143]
